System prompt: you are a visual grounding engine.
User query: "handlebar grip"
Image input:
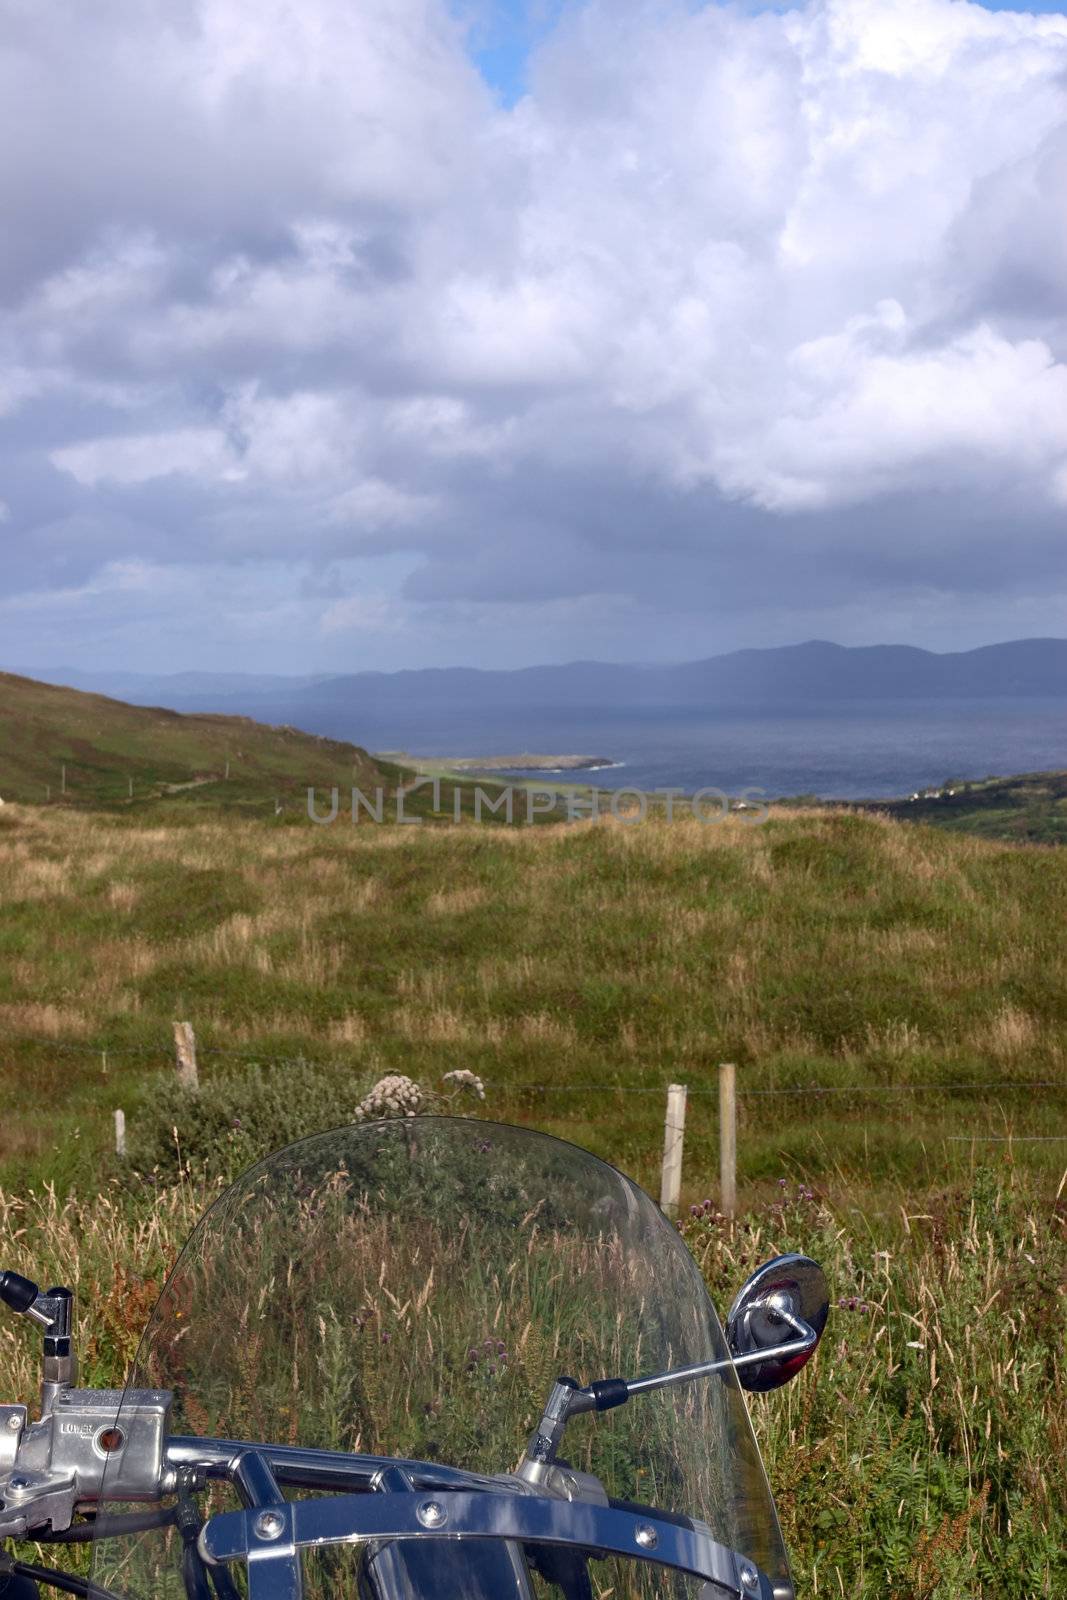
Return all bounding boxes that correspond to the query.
[0,1272,39,1314]
[588,1378,629,1412]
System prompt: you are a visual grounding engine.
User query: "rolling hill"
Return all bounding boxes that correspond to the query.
[0,671,392,811]
[864,767,1067,844]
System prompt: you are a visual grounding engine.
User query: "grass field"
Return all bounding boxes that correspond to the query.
[0,670,539,828]
[0,798,1063,1191]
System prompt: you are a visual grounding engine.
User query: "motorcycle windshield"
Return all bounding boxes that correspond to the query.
[92,1120,791,1598]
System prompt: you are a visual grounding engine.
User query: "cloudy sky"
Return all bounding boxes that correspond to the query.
[2,0,1067,673]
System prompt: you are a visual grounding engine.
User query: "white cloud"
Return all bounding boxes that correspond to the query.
[319,592,406,634]
[497,0,1067,508]
[0,367,45,419]
[326,479,437,531]
[712,312,1067,510]
[52,429,239,486]
[0,557,171,611]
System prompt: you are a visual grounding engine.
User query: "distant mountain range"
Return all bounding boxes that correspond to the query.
[20,638,1067,727]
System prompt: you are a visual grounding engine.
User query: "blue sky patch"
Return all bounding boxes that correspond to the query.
[464,0,1067,104]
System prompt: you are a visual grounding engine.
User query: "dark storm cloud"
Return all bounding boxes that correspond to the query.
[2,0,1067,669]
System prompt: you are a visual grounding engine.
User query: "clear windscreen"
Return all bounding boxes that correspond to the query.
[92,1119,789,1597]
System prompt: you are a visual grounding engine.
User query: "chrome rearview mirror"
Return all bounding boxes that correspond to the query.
[522,1253,829,1480]
[725,1253,829,1392]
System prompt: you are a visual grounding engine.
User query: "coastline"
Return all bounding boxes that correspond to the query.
[378,752,620,773]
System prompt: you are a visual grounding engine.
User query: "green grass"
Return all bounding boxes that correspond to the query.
[0,799,1064,1194]
[0,670,581,839]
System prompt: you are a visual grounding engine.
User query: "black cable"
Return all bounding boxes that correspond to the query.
[174,1480,213,1600]
[179,1546,211,1600]
[206,1562,241,1600]
[38,1499,232,1600]
[39,1510,177,1545]
[9,1563,126,1600]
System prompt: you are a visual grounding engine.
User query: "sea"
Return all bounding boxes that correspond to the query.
[316,697,1067,801]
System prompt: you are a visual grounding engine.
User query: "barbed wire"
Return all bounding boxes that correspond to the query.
[507,1080,1062,1097]
[946,1134,1067,1143]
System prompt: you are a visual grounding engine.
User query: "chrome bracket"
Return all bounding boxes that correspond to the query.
[199,1488,770,1598]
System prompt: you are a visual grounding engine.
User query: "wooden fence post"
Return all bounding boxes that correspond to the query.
[174,1020,198,1089]
[114,1108,126,1158]
[719,1062,737,1219]
[660,1082,687,1217]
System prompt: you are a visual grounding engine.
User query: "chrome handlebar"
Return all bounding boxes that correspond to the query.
[2,1424,786,1599]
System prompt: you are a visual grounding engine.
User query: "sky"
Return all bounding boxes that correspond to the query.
[2,0,1067,674]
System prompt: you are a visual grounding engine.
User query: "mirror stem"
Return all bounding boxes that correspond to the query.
[523,1297,819,1474]
[616,1322,816,1403]
[568,1311,818,1416]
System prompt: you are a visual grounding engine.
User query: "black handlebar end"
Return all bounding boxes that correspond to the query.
[588,1378,630,1412]
[0,1271,39,1314]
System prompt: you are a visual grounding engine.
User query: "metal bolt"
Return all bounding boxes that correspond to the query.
[8,1477,28,1493]
[253,1510,285,1541]
[739,1561,760,1593]
[6,1414,21,1431]
[634,1523,658,1550]
[416,1499,447,1529]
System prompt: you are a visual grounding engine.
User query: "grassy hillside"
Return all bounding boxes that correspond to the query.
[0,670,398,812]
[863,768,1067,844]
[0,800,1063,1191]
[0,670,553,829]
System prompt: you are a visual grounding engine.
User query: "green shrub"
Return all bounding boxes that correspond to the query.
[125,1058,376,1183]
[124,1061,489,1186]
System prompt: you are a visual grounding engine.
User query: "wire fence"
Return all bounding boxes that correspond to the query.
[4,1020,1065,1217]
[945,1134,1067,1142]
[3,1033,1063,1099]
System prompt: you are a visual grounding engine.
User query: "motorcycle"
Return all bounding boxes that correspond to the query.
[0,1119,828,1600]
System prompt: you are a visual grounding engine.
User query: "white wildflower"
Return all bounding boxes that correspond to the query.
[442,1069,486,1101]
[356,1074,424,1122]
